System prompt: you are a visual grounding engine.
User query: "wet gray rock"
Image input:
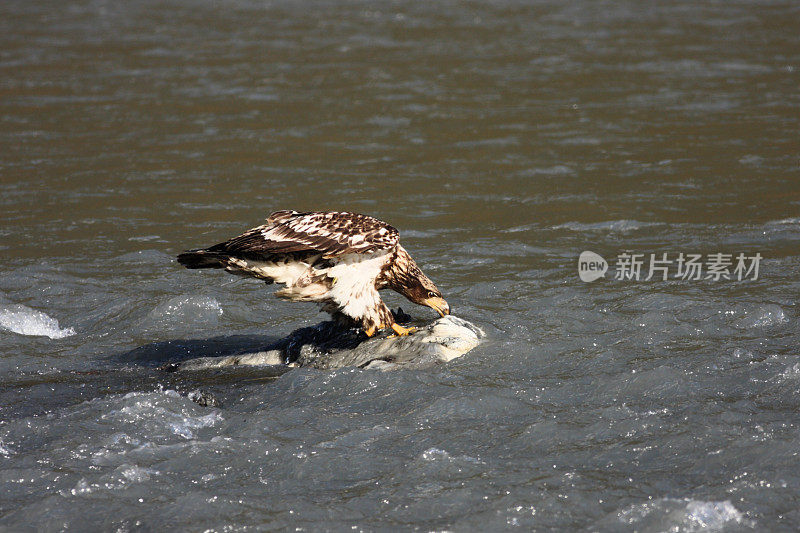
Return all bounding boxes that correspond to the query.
[187,389,222,407]
[170,315,483,371]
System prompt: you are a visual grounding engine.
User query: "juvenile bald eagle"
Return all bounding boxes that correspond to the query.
[177,210,449,336]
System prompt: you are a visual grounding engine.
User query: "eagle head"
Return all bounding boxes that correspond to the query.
[413,282,450,318]
[389,246,450,318]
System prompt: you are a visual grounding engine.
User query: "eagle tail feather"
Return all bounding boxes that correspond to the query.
[176,249,226,269]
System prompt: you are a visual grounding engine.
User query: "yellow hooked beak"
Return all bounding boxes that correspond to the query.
[424,296,450,317]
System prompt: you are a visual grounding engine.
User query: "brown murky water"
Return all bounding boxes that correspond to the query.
[1,1,799,530]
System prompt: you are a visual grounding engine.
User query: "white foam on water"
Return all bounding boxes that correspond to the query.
[613,498,748,531]
[516,164,575,177]
[145,295,223,325]
[420,446,483,465]
[68,478,93,496]
[766,217,800,226]
[551,220,656,233]
[150,295,222,318]
[0,438,14,457]
[0,304,76,339]
[736,304,789,329]
[117,464,159,483]
[66,465,160,496]
[421,447,451,461]
[780,363,800,379]
[104,389,224,442]
[683,500,746,530]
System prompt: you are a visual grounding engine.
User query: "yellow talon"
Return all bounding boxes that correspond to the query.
[364,325,377,337]
[390,323,416,337]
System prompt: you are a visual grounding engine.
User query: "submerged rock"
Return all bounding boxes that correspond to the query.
[169,315,483,371]
[187,389,222,407]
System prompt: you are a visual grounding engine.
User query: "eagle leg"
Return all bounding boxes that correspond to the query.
[364,325,377,337]
[389,323,416,337]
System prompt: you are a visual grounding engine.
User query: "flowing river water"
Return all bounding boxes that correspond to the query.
[1,0,799,530]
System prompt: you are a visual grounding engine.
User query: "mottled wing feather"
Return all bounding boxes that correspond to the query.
[208,211,399,258]
[265,209,298,225]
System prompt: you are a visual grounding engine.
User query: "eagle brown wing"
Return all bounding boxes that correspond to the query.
[205,210,399,259]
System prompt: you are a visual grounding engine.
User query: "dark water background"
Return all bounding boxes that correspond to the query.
[1,0,799,530]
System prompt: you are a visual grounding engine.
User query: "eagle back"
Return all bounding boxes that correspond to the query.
[209,211,399,259]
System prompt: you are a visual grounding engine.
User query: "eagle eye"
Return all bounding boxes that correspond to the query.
[427,290,437,298]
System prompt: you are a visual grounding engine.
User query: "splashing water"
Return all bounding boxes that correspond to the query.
[0,304,76,339]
